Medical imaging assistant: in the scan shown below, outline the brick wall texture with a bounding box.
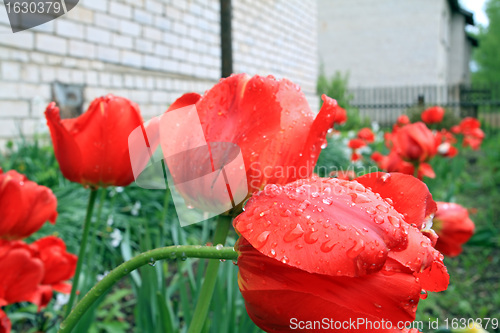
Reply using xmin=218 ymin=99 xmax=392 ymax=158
xmin=0 ymin=0 xmax=318 ymax=144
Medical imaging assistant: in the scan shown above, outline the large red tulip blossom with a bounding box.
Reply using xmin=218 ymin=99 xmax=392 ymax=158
xmin=234 ymin=173 xmax=448 ymax=332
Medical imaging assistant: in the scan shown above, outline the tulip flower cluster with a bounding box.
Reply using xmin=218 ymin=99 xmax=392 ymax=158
xmin=1 ymin=74 xmax=484 ymax=333
xmin=370 ymin=106 xmax=484 ymax=180
xmin=0 ymin=169 xmax=76 ymax=331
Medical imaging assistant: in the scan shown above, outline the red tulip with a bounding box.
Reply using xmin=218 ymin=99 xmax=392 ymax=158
xmin=421 ymin=106 xmax=445 ymax=124
xmin=392 ymin=122 xmax=437 ymax=163
xmin=0 ymin=309 xmax=10 ymax=333
xmin=433 ymin=202 xmax=475 ymax=257
xmin=161 ymin=74 xmax=338 ymax=199
xmin=348 ymin=138 xmax=367 ymax=150
xmin=0 ymin=170 xmax=57 ymax=240
xmin=451 ymin=117 xmax=484 ymax=150
xmin=458 ymin=117 xmax=481 ymax=133
xmin=30 ymin=236 xmax=77 ymax=294
xmin=45 ymin=95 xmax=144 ymax=187
xmin=357 ymin=127 xmax=375 ymax=143
xmin=462 ymin=127 xmax=485 ymax=150
xmin=396 ymin=115 xmax=410 ymax=126
xmin=0 ymin=240 xmax=44 ymax=307
xmin=234 ymin=173 xmax=448 ymax=332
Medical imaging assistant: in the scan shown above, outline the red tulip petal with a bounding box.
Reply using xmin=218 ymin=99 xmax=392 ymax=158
xmin=44 ymin=103 xmax=83 ymax=183
xmin=0 ymin=248 xmax=44 ymax=305
xmin=417 ymin=163 xmax=435 ymax=179
xmin=27 ymin=284 xmax=54 ymax=310
xmin=30 ymin=236 xmax=77 ymax=286
xmin=356 ymin=172 xmax=437 ymax=229
xmin=0 ymin=309 xmax=11 ymax=333
xmin=296 ymin=95 xmax=337 ymax=171
xmin=166 ymin=92 xmax=201 ymax=111
xmin=238 ymin=241 xmax=422 ymax=331
xmin=234 ymin=177 xmax=409 ymax=277
xmin=0 ymin=171 xmax=57 ymax=240
xmin=389 ymin=226 xmax=449 ymax=292
xmin=52 ymin=282 xmax=72 ymax=294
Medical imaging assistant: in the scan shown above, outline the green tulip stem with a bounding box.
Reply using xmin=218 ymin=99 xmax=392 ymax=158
xmin=187 ymin=215 xmax=233 ymax=333
xmin=58 ymin=245 xmax=238 ymax=333
xmin=65 ymin=188 xmax=99 ymax=317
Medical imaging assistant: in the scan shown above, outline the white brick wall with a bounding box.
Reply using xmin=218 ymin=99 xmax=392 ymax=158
xmin=0 ymin=0 xmax=318 ymax=142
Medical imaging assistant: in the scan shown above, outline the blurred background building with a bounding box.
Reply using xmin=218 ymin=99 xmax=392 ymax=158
xmin=318 ymin=0 xmax=477 ymax=87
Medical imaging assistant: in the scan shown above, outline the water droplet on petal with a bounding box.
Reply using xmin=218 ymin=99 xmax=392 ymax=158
xmin=347 ymin=240 xmax=365 ymax=259
xmin=320 ymin=239 xmax=338 ymax=253
xmin=280 ymin=209 xmax=292 ymax=217
xmin=255 ymin=231 xmax=271 ymax=249
xmin=376 ymin=204 xmax=389 ymax=213
xmin=381 ymin=173 xmax=391 ymax=182
xmin=373 ymin=215 xmax=385 ymax=224
xmin=388 ymin=216 xmax=401 ymax=227
xmin=284 ymin=224 xmax=304 ymax=242
xmin=366 ymin=207 xmax=376 ymax=215
xmin=336 ymin=224 xmax=347 ymax=231
xmin=304 ymin=228 xmax=319 ymax=244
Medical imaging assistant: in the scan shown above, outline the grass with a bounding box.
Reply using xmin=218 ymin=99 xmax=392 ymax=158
xmin=1 ymin=129 xmax=499 ymax=333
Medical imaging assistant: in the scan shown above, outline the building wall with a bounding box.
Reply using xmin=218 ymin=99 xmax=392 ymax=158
xmin=0 ymin=0 xmax=318 ymax=145
xmin=447 ymin=13 xmax=472 ymax=85
xmin=317 ymin=0 xmax=467 ymax=88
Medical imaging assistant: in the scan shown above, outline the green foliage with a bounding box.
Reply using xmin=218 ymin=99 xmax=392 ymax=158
xmin=316 ymin=70 xmax=371 ymax=130
xmin=472 ymin=0 xmax=500 ymax=84
xmin=317 ymin=70 xmax=353 ymax=109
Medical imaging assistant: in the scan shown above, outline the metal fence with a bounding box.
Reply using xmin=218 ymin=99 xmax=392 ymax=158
xmin=348 ymin=83 xmax=500 ymax=132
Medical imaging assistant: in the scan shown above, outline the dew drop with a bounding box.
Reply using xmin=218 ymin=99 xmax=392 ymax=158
xmin=322 ymin=198 xmax=332 ymax=205
xmin=280 ymin=209 xmax=292 ymax=217
xmin=347 ymin=240 xmax=365 ymax=259
xmin=420 ymin=290 xmax=428 ymax=299
xmin=353 ymin=193 xmax=371 ymax=203
xmin=284 ymin=224 xmax=304 ymax=242
xmin=376 ymin=204 xmax=389 ymax=213
xmin=215 ymin=244 xmax=224 ymax=250
xmin=388 ymin=216 xmax=401 ymax=227
xmin=336 ymin=223 xmax=347 ymax=231
xmin=373 ymin=215 xmax=385 ymax=224
xmin=255 ymin=231 xmax=271 ymax=249
xmin=320 ymin=239 xmax=338 ymax=253
xmin=381 ymin=173 xmax=391 ymax=182
xmin=304 ymin=228 xmax=319 ymax=244
xmin=366 ymin=207 xmax=376 ymax=215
